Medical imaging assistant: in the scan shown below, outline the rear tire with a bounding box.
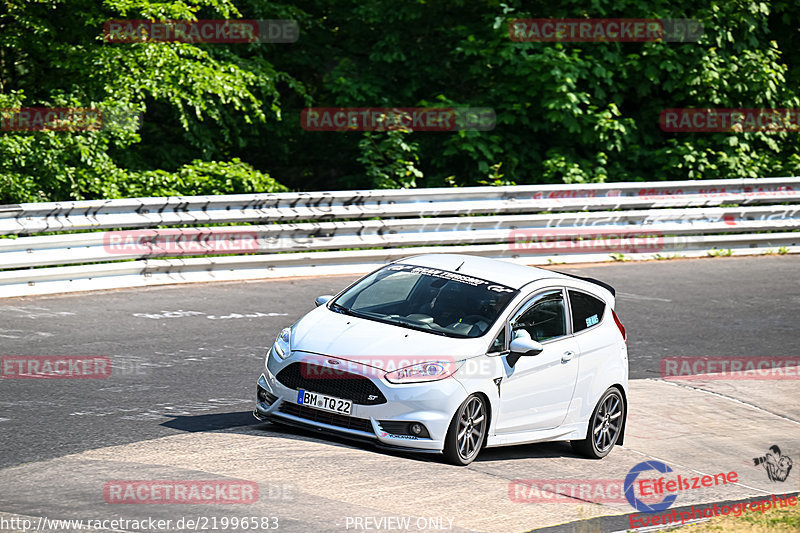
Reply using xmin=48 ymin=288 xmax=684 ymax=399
xmin=571 ymin=387 xmax=624 ymax=459
xmin=443 ymin=394 xmax=488 ymax=466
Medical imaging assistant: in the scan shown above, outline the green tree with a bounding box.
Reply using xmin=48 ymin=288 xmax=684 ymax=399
xmin=0 ymin=0 xmax=289 ymax=203
xmin=264 ymin=0 xmax=800 ymax=187
xmin=2 ymin=0 xmax=799 ymax=203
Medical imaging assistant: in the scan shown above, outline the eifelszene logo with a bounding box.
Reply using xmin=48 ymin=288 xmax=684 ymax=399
xmin=625 ymin=460 xmax=739 ymax=514
xmin=625 ymin=461 xmax=678 ymax=512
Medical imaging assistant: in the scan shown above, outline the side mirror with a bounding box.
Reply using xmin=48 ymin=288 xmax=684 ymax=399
xmin=509 ymin=330 xmax=544 ymax=356
xmin=315 ymin=295 xmax=333 ymax=307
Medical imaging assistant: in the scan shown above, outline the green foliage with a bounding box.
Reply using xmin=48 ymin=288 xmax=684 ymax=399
xmin=121 ymin=158 xmax=286 ymax=197
xmin=1 ymin=0 xmax=799 ymax=203
xmin=356 ymin=129 xmax=423 ymax=189
xmin=477 ymin=163 xmax=515 ymax=186
xmin=0 ymin=0 xmax=292 ymax=203
xmin=263 ymin=0 xmax=800 ymax=188
xmin=707 ymin=248 xmax=734 ymax=257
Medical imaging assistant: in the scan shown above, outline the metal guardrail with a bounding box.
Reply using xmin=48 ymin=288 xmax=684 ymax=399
xmin=1 ymin=177 xmax=799 ymax=298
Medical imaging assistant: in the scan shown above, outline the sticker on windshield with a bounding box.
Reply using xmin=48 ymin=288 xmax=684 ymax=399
xmin=488 ymin=285 xmax=515 ymax=293
xmin=586 ymin=314 xmax=599 ymax=327
xmin=385 ymin=264 xmax=515 ymax=292
xmin=410 ymin=266 xmax=486 ymax=287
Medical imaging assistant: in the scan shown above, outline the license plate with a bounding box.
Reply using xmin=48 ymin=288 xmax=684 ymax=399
xmin=297 ymin=389 xmax=352 ymax=415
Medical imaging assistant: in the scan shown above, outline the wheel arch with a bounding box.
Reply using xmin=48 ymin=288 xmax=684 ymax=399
xmin=472 ymin=390 xmax=493 ymax=449
xmin=610 ymin=383 xmax=628 ymax=446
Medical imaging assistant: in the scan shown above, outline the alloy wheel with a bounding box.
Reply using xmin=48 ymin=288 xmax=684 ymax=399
xmin=592 ymin=392 xmax=622 ymax=453
xmin=456 ymin=396 xmax=486 ymax=461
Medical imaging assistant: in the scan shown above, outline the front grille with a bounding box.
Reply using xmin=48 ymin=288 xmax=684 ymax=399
xmin=275 ymin=362 xmax=387 ymax=405
xmin=278 ymin=402 xmax=373 ymax=433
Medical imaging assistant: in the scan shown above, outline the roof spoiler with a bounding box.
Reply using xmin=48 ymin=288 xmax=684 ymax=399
xmin=552 ymin=271 xmax=616 ymax=296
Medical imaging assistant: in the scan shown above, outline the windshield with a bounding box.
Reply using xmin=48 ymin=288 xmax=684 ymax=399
xmin=331 ymin=263 xmax=519 ymax=338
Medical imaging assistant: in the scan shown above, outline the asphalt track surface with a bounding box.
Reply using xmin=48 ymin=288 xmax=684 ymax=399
xmin=0 ymin=255 xmax=798 ymax=532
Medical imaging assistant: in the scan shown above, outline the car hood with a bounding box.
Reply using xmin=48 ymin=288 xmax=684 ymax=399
xmin=291 ymin=305 xmax=487 ymax=361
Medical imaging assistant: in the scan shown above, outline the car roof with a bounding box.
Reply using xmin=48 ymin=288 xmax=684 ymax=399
xmin=396 ymin=253 xmax=571 ymax=290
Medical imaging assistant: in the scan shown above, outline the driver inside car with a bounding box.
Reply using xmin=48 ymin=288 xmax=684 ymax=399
xmin=429 ymin=283 xmax=492 ymax=335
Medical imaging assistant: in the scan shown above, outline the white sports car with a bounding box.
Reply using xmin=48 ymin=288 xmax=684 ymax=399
xmin=254 ymin=254 xmax=628 ymax=465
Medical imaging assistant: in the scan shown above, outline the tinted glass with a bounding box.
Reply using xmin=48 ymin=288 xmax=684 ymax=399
xmin=512 ymin=290 xmax=566 ymax=341
xmin=569 ymin=290 xmax=606 ymax=333
xmin=333 ymin=264 xmax=519 ymax=338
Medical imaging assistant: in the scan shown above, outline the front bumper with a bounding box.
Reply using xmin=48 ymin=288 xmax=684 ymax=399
xmin=254 ymin=350 xmax=469 ymax=453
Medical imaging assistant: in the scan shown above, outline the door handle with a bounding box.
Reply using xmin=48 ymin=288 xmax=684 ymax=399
xmin=562 ymin=351 xmax=574 ymax=363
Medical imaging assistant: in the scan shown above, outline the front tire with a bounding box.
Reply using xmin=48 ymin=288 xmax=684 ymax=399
xmin=443 ymin=394 xmax=488 ymax=466
xmin=571 ymin=387 xmax=625 ymax=459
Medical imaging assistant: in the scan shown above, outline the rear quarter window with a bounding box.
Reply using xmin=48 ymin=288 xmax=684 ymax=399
xmin=569 ymin=290 xmax=606 ymax=333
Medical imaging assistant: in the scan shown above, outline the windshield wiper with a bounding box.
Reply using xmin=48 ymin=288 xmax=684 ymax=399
xmin=330 ymin=304 xmax=376 ymax=323
xmin=378 ymin=316 xmax=449 ymax=337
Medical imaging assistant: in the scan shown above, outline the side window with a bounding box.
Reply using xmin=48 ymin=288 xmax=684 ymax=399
xmin=488 ymin=328 xmax=506 ymax=353
xmin=511 ymin=290 xmax=567 ymax=342
xmin=569 ymin=290 xmax=606 ymax=333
